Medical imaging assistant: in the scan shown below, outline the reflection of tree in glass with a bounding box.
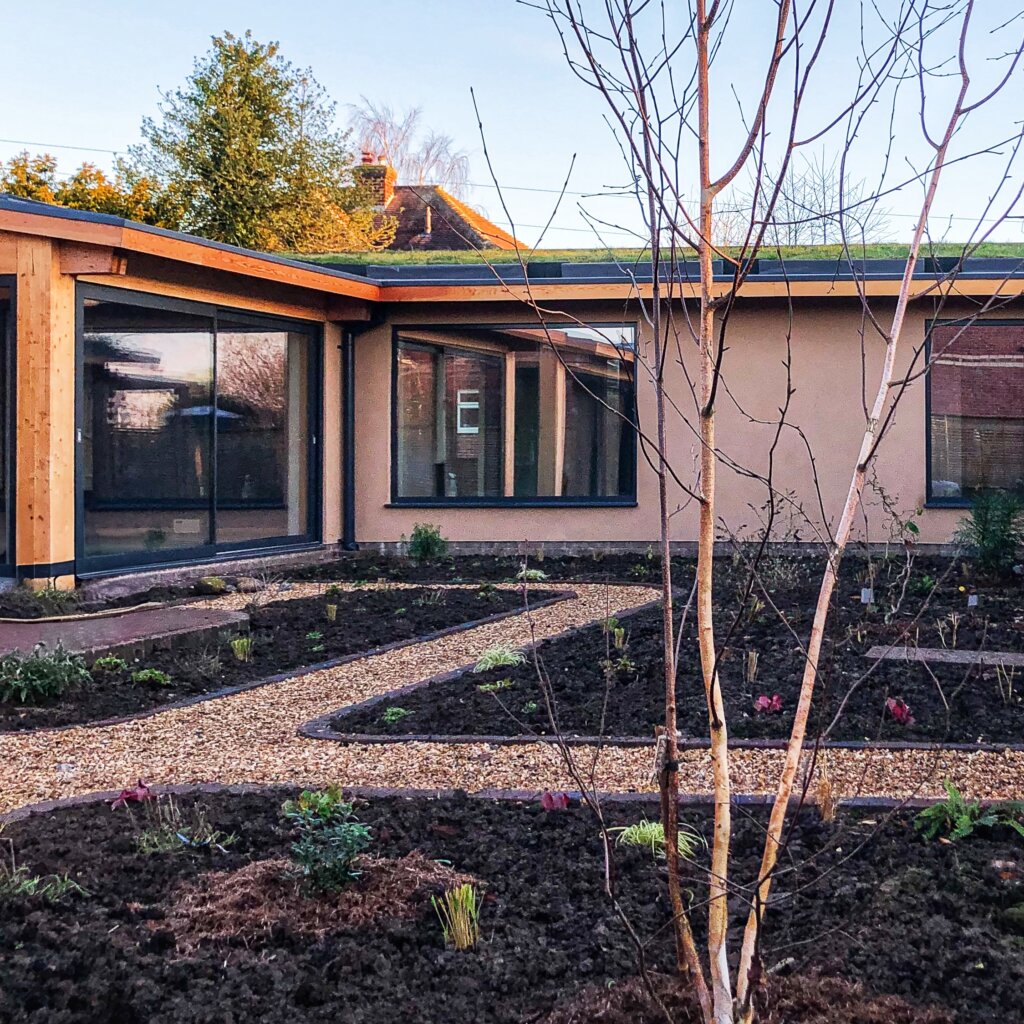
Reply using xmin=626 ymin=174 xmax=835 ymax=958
xmin=216 ymin=334 xmax=287 ymax=428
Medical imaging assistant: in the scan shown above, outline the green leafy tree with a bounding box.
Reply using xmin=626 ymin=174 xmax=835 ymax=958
xmin=0 ymin=152 xmax=172 ymax=225
xmin=129 ymin=31 xmax=393 ymax=252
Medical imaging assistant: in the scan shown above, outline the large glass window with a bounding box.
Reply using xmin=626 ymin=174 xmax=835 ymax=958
xmin=81 ymin=291 xmax=318 ymax=567
xmin=928 ymin=320 xmax=1024 ymax=502
xmin=394 ymin=325 xmax=636 ymax=503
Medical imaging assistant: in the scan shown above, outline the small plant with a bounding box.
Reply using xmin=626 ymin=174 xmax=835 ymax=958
xmin=600 ymin=616 xmax=620 ymax=634
xmin=516 ymin=566 xmax=550 ymax=582
xmin=954 ymin=492 xmax=1024 ymax=576
xmin=754 ymin=693 xmax=783 ymax=714
xmin=408 ymin=523 xmax=448 ymax=561
xmin=281 ymin=786 xmax=371 ymax=890
xmin=915 ymin=780 xmax=1024 ymax=841
xmin=0 ymin=858 xmax=87 ymax=903
xmin=610 ymin=818 xmax=705 ymax=861
xmin=935 ymin=611 xmax=961 ymax=649
xmin=306 ymin=630 xmax=326 ymax=654
xmin=133 ymin=796 xmax=237 ymax=855
xmin=477 ymin=678 xmax=514 ymax=694
xmin=541 ymin=791 xmax=571 ymax=812
xmin=380 ymin=706 xmax=412 ymax=724
xmin=911 ymin=573 xmax=938 ymax=596
xmin=432 ymin=883 xmax=481 ymax=950
xmin=229 ymin=635 xmax=254 ymax=663
xmin=324 ymin=584 xmax=344 ymax=602
xmin=522 ymin=701 xmax=539 ymax=715
xmin=415 ymin=588 xmax=446 ymax=607
xmin=0 ymin=643 xmax=91 ymax=705
xmin=91 ymin=654 xmax=128 ymax=676
xmin=474 ymin=645 xmax=526 ymax=672
xmin=995 ymin=663 xmax=1018 ymax=706
xmin=476 ymin=582 xmax=501 ymax=602
xmin=196 ymin=575 xmax=229 ymax=595
xmin=885 ymin=696 xmax=915 ymax=726
xmin=131 ymin=668 xmax=172 ymax=687
xmin=110 ymin=779 xmax=153 ymax=809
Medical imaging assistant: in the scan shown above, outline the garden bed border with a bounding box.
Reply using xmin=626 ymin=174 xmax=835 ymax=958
xmin=0 ymin=779 xmax=954 ymax=827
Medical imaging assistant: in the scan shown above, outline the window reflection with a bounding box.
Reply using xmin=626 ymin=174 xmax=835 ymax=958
xmin=395 ymin=325 xmax=636 ymax=501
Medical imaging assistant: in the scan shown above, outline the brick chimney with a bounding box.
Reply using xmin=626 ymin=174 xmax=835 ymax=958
xmin=352 ymin=151 xmax=397 ymax=209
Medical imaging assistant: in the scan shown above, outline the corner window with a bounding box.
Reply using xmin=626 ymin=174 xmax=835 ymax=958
xmin=393 ymin=325 xmax=636 ymax=504
xmin=79 ymin=288 xmax=320 ymax=570
xmin=928 ymin=320 xmax=1024 ymax=502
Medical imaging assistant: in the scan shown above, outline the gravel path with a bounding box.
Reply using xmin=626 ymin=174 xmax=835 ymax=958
xmin=2 ymin=583 xmax=1022 ymax=814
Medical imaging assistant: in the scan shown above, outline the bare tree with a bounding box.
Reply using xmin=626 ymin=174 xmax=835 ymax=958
xmin=470 ymin=3 xmax=1024 ymax=1022
xmin=349 ymin=97 xmax=471 ymax=196
xmin=744 ymin=150 xmax=892 ymax=246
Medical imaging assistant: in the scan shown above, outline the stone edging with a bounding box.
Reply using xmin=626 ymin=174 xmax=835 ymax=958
xmin=0 ymin=779 xmax=950 ymax=827
xmin=5 ymin=589 xmax=576 ymax=738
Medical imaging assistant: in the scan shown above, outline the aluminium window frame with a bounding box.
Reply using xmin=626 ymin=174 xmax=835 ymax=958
xmin=0 ymin=276 xmax=14 ymax=578
xmin=389 ymin=322 xmax=639 ymax=509
xmin=75 ymin=283 xmax=324 ymax=576
xmin=924 ymin=316 xmax=1024 ymax=509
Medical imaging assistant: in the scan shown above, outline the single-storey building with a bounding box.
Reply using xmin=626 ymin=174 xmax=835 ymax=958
xmin=0 ymin=194 xmax=1021 ymax=588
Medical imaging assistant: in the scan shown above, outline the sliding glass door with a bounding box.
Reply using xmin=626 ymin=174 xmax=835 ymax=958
xmin=78 ymin=287 xmax=320 ymax=573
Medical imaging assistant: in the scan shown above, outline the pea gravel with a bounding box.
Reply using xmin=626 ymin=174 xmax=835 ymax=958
xmin=1 ymin=583 xmax=1021 ymax=815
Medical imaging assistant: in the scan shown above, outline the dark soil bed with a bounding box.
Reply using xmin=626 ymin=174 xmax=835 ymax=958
xmin=0 ymin=586 xmax=555 ymax=734
xmin=335 ymin=560 xmax=1024 ymax=745
xmin=1 ymin=789 xmax=1021 ymax=1023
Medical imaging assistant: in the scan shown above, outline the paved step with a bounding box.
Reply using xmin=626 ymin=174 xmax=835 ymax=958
xmin=0 ymin=605 xmax=248 ymax=660
xmin=867 ymin=645 xmax=1024 ymax=667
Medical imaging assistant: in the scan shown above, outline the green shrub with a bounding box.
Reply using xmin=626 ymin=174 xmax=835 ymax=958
xmin=915 ymin=780 xmax=1024 ymax=841
xmin=954 ymin=492 xmax=1024 ymax=576
xmin=281 ymin=786 xmax=371 ymax=890
xmin=380 ymin=706 xmax=412 ymax=724
xmin=91 ymin=654 xmax=129 ymax=676
xmin=131 ymin=668 xmax=172 ymax=687
xmin=229 ymin=636 xmax=254 ymax=662
xmin=408 ymin=523 xmax=448 ymax=561
xmin=0 ymin=643 xmax=90 ymax=705
xmin=324 ymin=583 xmax=344 ymax=602
xmin=516 ymin=566 xmax=549 ymax=582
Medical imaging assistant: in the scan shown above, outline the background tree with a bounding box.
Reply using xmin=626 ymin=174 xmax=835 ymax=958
xmin=0 ymin=151 xmax=172 ymax=225
xmin=349 ymin=97 xmax=471 ymax=196
xmin=129 ymin=31 xmax=391 ymax=251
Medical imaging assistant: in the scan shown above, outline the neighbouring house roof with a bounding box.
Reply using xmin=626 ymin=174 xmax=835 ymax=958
xmin=385 ymin=184 xmax=524 ymax=251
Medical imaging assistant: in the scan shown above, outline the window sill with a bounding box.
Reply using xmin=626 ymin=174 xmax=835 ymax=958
xmin=923 ymin=499 xmax=972 ymax=510
xmin=386 ymin=499 xmax=638 ymax=510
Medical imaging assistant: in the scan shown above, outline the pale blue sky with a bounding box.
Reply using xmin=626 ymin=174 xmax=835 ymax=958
xmin=1 ymin=1 xmax=1020 ymax=248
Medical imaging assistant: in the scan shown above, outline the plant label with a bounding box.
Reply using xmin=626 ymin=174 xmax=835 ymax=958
xmin=861 ymin=587 xmax=874 ymax=604
xmin=967 ymin=594 xmax=979 ymax=608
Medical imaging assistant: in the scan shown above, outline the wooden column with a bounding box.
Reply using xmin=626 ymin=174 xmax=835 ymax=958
xmin=536 ymin=348 xmax=566 ymax=496
xmin=15 ymin=236 xmax=77 ymax=589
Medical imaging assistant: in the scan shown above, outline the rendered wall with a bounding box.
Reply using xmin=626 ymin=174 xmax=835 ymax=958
xmin=351 ymin=298 xmax=1014 ymax=549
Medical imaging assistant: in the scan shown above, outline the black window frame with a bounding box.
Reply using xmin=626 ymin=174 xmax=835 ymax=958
xmin=76 ymin=283 xmax=323 ymax=575
xmin=924 ymin=316 xmax=1024 ymax=509
xmin=389 ymin=322 xmax=639 ymax=508
xmin=0 ymin=276 xmax=15 ymax=578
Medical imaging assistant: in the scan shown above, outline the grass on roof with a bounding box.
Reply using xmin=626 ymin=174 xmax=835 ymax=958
xmin=296 ymin=242 xmax=1024 ymax=267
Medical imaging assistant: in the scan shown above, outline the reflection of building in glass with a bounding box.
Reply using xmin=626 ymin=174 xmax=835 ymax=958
xmin=395 ymin=325 xmax=636 ymax=502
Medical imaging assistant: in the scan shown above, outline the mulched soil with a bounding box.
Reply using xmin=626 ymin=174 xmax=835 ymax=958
xmin=334 ymin=557 xmax=1024 ymax=745
xmin=0 ymin=586 xmax=552 ymax=734
xmin=1 ymin=789 xmax=1021 ymax=1023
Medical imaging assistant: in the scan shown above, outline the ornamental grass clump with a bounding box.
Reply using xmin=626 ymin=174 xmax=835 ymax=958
xmin=954 ymin=492 xmax=1024 ymax=577
xmin=473 ymin=645 xmax=526 ymax=672
xmin=229 ymin=635 xmax=254 ymax=663
xmin=281 ymin=786 xmax=371 ymax=891
xmin=610 ymin=818 xmax=705 ymax=861
xmin=0 ymin=643 xmax=90 ymax=705
xmin=432 ymin=883 xmax=481 ymax=950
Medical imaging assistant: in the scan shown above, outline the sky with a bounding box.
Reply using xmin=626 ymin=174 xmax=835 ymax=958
xmin=1 ymin=1 xmax=1021 ymax=249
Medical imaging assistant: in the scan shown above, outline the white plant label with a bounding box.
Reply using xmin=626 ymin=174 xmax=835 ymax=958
xmin=967 ymin=594 xmax=979 ymax=608
xmin=861 ymin=587 xmax=874 ymax=604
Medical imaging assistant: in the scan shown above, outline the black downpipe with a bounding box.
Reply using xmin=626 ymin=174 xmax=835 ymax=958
xmin=341 ymin=329 xmax=358 ymax=550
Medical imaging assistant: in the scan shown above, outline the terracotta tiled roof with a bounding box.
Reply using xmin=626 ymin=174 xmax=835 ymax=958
xmin=384 ymin=184 xmax=524 ymax=251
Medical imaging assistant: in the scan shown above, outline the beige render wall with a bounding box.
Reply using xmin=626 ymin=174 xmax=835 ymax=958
xmin=350 ymin=297 xmax=1000 ymax=549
